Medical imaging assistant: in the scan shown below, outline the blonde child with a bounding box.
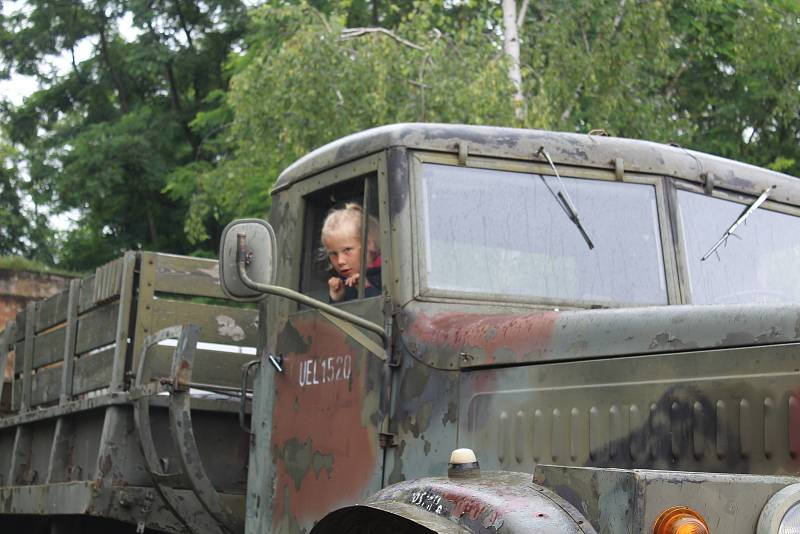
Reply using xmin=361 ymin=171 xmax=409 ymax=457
xmin=320 ymin=203 xmax=381 ymax=302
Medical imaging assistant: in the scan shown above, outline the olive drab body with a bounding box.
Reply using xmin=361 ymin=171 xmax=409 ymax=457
xmin=3 ymin=124 xmax=800 ymax=534
xmin=249 ymin=124 xmax=800 ymax=533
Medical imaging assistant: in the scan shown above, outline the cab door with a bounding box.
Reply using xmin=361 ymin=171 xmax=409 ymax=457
xmin=269 ymin=155 xmax=392 ymax=532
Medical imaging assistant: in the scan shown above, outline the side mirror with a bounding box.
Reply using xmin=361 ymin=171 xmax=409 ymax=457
xmin=219 ymin=219 xmax=277 ymax=301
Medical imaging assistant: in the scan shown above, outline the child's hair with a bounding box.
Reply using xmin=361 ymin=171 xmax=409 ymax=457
xmin=319 ymin=202 xmax=380 ymax=262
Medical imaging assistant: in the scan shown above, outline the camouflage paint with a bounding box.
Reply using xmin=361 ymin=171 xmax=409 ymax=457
xmin=270 ymin=307 xmax=386 ymax=532
xmin=262 ymin=125 xmax=800 ymax=532
xmin=361 ymin=471 xmax=593 ymax=533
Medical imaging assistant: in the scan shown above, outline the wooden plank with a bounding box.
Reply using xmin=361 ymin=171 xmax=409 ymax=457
xmin=12 ymin=381 xmax=20 ymax=410
xmin=91 ymin=256 xmax=124 ymax=305
xmin=77 ymin=273 xmax=97 ymax=314
xmin=20 ymin=304 xmax=35 ymax=411
xmin=109 ymin=252 xmax=136 ymax=392
xmin=61 ymin=279 xmax=81 ymax=403
xmin=11 ymin=341 xmax=21 ymax=411
xmin=30 ymin=364 xmax=62 ymax=407
xmin=150 ymin=345 xmax=254 ymax=389
xmin=14 ymin=341 xmax=24 ymax=376
xmin=0 ymin=325 xmax=12 ymax=412
xmin=15 ymin=310 xmax=25 ymax=341
xmin=72 ymin=348 xmax=114 ymax=396
xmin=34 ymin=291 xmax=69 ymax=333
xmin=151 ymin=252 xmax=225 ymax=299
xmin=75 ymin=301 xmax=120 ymax=355
xmin=150 ymin=299 xmax=259 ymax=347
xmin=131 ymin=253 xmax=156 ymax=385
xmin=33 ymin=327 xmax=66 ymax=369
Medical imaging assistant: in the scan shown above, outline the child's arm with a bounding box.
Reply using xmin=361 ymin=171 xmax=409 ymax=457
xmin=328 ymin=276 xmax=346 ymax=302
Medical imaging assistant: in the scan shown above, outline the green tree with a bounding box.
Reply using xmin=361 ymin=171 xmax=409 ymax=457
xmin=3 ymin=0 xmax=799 ymax=269
xmin=665 ymin=0 xmax=800 ymax=175
xmin=1 ymin=0 xmax=248 ymax=270
xmin=0 ymin=137 xmax=29 ymax=256
xmin=168 ymin=3 xmax=520 ymax=245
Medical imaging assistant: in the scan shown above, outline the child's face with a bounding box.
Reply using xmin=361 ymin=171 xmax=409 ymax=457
xmin=324 ymin=224 xmax=362 ymax=278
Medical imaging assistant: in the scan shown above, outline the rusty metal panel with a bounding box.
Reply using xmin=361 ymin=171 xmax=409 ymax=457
xmin=312 ymin=502 xmax=469 ymax=533
xmin=358 ymin=471 xmax=594 ymax=533
xmin=400 ymin=300 xmax=800 ymax=370
xmin=270 ymin=300 xmax=387 ymax=532
xmin=460 ymin=342 xmax=800 ymax=477
xmin=382 ymin=354 xmax=459 ymax=487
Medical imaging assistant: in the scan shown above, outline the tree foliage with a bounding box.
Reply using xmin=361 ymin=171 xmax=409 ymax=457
xmin=2 ymin=0 xmax=799 ymax=269
xmin=167 ymin=2 xmax=520 ymax=245
xmin=1 ymin=0 xmax=248 ymax=269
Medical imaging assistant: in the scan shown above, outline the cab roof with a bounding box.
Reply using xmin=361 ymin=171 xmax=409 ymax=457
xmin=273 ymin=123 xmax=800 ymax=204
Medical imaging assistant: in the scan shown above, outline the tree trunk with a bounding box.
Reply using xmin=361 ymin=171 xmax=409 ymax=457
xmin=502 ymin=0 xmax=525 ymax=121
xmin=97 ymin=16 xmax=129 ymax=112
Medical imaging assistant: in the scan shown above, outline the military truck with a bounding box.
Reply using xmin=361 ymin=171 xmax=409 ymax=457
xmin=3 ymin=124 xmax=800 ymax=533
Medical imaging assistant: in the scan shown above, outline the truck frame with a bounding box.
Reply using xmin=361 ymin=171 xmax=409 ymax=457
xmin=3 ymin=123 xmax=800 ymax=533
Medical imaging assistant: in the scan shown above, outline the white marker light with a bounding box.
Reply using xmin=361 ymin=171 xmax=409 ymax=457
xmin=449 ymin=448 xmax=477 ymax=465
xmin=448 ymin=448 xmax=480 ymax=478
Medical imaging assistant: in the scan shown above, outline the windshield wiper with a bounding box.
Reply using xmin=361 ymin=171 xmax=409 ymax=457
xmin=537 ymin=147 xmax=595 ymax=250
xmin=701 ymin=185 xmax=775 ymax=261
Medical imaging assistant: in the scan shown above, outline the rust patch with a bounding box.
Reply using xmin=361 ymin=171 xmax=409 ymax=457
xmin=271 ymin=313 xmax=380 ymax=531
xmin=405 ymin=311 xmax=558 ymax=365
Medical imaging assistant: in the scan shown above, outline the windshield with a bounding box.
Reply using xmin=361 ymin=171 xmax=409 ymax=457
xmin=677 ymin=189 xmax=800 ymax=304
xmin=419 ymin=163 xmax=667 ymax=305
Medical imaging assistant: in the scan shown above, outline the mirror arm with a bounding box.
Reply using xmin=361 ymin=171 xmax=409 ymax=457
xmin=235 ymin=234 xmax=387 ymax=343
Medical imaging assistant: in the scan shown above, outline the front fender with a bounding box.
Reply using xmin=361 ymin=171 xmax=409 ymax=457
xmin=312 ymin=471 xmax=596 ymax=533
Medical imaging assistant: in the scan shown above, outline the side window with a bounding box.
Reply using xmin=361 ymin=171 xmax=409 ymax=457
xmin=300 ymin=174 xmax=381 ymax=303
xmin=676 ymin=189 xmax=800 ymax=304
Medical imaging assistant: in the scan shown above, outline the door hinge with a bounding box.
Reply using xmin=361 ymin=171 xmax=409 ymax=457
xmin=379 ymin=432 xmax=397 ymax=449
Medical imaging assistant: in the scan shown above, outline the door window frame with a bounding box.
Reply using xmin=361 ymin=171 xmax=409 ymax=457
xmin=291 ymin=152 xmax=392 ymax=311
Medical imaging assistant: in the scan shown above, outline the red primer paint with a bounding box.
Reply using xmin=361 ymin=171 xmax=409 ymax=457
xmin=271 ymin=313 xmax=379 ymax=530
xmin=407 ymin=311 xmax=558 ymax=364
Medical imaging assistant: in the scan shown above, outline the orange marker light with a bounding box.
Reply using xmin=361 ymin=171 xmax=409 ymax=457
xmin=653 ymin=507 xmax=710 ymax=534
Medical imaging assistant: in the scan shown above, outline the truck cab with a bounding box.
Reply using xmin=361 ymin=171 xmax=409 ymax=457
xmin=222 ymin=124 xmax=800 ymax=533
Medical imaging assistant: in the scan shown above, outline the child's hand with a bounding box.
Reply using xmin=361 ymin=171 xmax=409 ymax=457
xmin=344 ymin=272 xmax=372 ymax=288
xmin=328 ymin=277 xmax=345 ymax=302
